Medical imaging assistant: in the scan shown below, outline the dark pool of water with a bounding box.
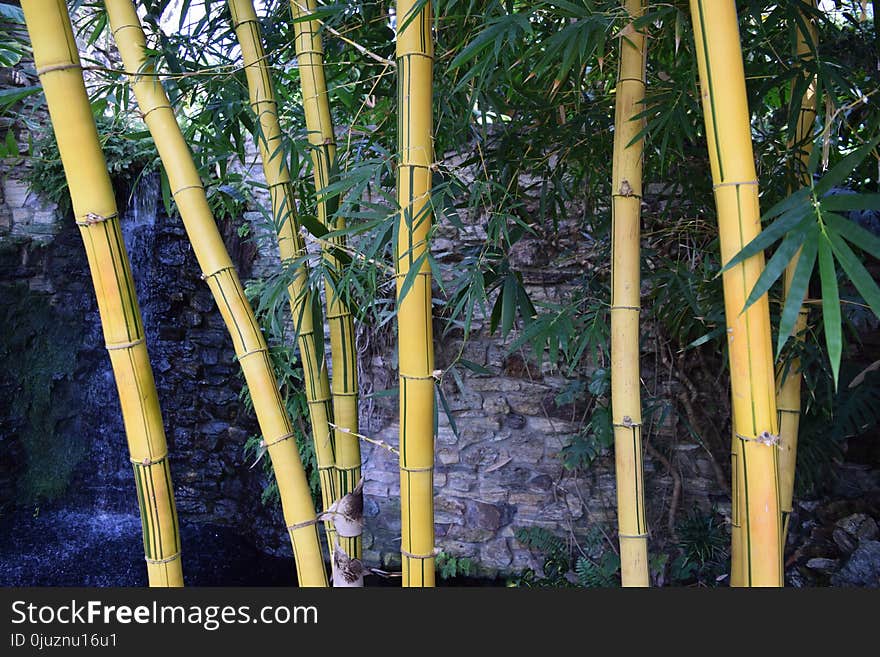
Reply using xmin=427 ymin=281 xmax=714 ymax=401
xmin=0 ymin=505 xmax=299 ymax=586
xmin=0 ymin=505 xmax=505 ymax=587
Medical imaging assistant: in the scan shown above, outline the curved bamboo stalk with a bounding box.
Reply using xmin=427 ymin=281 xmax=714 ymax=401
xmin=778 ymin=0 xmax=818 ymax=544
xmin=21 ymin=0 xmax=182 ymax=587
xmin=689 ymin=0 xmax=783 ymax=586
xmin=289 ymin=0 xmax=362 ymax=563
xmin=228 ymin=0 xmax=339 ymax=558
xmin=610 ymin=0 xmax=650 ymax=587
xmin=104 ymin=0 xmax=327 ymax=587
xmin=395 ymin=0 xmax=436 ymax=588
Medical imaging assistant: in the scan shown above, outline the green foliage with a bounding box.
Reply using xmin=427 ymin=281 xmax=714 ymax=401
xmin=795 ymin=359 xmax=880 ymax=497
xmin=0 ymin=284 xmax=82 ymax=504
xmin=559 ymin=369 xmax=613 ymax=470
xmin=669 ymin=505 xmax=729 ymax=587
xmin=725 ymin=138 xmax=880 ymax=386
xmin=0 ymin=3 xmax=29 ymax=68
xmin=24 ymin=116 xmax=158 ymax=216
xmin=435 ymin=551 xmax=474 ymax=580
xmin=509 ymin=525 xmax=620 ymax=587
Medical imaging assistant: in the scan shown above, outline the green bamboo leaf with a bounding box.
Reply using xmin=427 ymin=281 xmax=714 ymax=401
xmin=489 ymin=282 xmax=504 ymax=334
xmin=814 ymin=136 xmax=880 ymax=196
xmin=825 ymin=213 xmax=880 ymax=261
xmin=0 ymin=4 xmax=24 ymax=21
xmin=459 ymin=359 xmax=491 ymax=375
xmin=818 ymin=234 xmax=841 ymax=388
xmin=436 ymin=385 xmax=460 ymax=440
xmin=397 ymin=252 xmax=428 ymax=310
xmin=501 ymin=274 xmax=517 ymax=337
xmin=827 ymin=228 xmax=880 ymax=320
xmin=0 ymin=46 xmax=23 ymax=67
xmin=740 ymin=228 xmax=807 ymax=314
xmin=516 ymin=275 xmax=537 ymax=325
xmin=821 ymin=193 xmax=880 ymax=212
xmin=720 ymin=209 xmax=811 ymax=273
xmin=685 ymin=325 xmax=726 ymax=351
xmin=0 ymin=85 xmax=40 ymax=111
xmin=160 ymin=170 xmax=173 ymax=217
xmin=777 ymin=226 xmax=818 ymax=358
xmin=761 ymin=186 xmax=811 ymax=223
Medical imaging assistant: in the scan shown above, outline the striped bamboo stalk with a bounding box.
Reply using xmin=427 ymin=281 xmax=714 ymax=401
xmin=396 ymin=0 xmax=436 ymax=588
xmin=289 ymin=0 xmax=362 ymax=562
xmin=610 ymin=0 xmax=650 ymax=587
xmin=21 ymin=0 xmax=183 ymax=587
xmin=227 ymin=0 xmax=340 ymax=559
xmin=778 ymin=0 xmax=818 ymax=543
xmin=104 ymin=0 xmax=327 ymax=587
xmin=689 ymin=0 xmax=783 ymax=586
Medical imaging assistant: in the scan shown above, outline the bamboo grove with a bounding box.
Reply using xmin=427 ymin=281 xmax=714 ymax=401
xmin=12 ymin=0 xmax=879 ymax=588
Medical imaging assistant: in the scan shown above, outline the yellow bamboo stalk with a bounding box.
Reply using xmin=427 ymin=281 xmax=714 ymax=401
xmin=228 ymin=0 xmax=339 ymax=555
xmin=396 ymin=0 xmax=435 ymax=588
xmin=104 ymin=0 xmax=327 ymax=586
xmin=610 ymin=0 xmax=649 ymax=588
xmin=289 ymin=0 xmax=362 ymax=562
xmin=21 ymin=0 xmax=183 ymax=587
xmin=778 ymin=0 xmax=818 ymax=543
xmin=689 ymin=0 xmax=783 ymax=586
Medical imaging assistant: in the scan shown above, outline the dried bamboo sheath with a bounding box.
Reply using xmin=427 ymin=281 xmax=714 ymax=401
xmin=228 ymin=0 xmax=339 ymax=552
xmin=289 ymin=0 xmax=362 ymax=562
xmin=104 ymin=0 xmax=327 ymax=586
xmin=610 ymin=0 xmax=649 ymax=587
xmin=690 ymin=0 xmax=782 ymax=586
xmin=21 ymin=0 xmax=182 ymax=586
xmin=396 ymin=0 xmax=436 ymax=587
xmin=778 ymin=0 xmax=818 ymax=542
